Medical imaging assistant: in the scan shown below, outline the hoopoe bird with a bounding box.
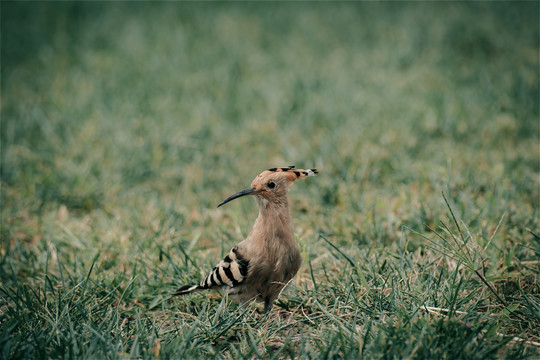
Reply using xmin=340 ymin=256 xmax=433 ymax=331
xmin=173 ymin=166 xmax=318 ymax=313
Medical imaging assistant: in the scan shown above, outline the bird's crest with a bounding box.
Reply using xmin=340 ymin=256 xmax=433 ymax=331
xmin=258 ymin=165 xmax=318 ymax=185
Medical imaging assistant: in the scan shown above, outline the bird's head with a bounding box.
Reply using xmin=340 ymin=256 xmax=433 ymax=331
xmin=217 ymin=166 xmax=318 ymax=208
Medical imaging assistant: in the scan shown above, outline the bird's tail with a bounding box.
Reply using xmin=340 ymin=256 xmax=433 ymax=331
xmin=172 ymin=284 xmax=204 ymax=296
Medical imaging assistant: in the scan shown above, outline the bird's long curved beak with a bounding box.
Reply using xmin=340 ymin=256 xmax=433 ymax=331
xmin=217 ymin=187 xmax=258 ymax=208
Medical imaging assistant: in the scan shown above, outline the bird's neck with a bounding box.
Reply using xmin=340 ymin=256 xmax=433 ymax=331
xmin=256 ymin=193 xmax=291 ymax=218
xmin=252 ymin=195 xmax=294 ymax=245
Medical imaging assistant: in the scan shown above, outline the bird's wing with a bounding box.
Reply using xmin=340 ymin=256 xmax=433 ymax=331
xmin=201 ymin=246 xmax=250 ymax=288
xmin=173 ymin=246 xmax=250 ymax=296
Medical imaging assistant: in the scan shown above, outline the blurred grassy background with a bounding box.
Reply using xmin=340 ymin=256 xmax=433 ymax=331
xmin=1 ymin=1 xmax=539 ymax=358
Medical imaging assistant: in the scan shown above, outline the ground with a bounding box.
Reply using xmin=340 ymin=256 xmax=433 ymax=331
xmin=1 ymin=2 xmax=539 ymax=359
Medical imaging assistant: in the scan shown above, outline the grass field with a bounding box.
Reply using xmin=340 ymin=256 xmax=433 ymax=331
xmin=1 ymin=2 xmax=539 ymax=359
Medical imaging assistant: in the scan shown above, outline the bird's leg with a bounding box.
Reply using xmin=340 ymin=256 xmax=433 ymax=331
xmin=263 ymin=296 xmax=273 ymax=313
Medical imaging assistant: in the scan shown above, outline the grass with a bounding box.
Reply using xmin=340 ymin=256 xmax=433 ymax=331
xmin=1 ymin=1 xmax=539 ymax=359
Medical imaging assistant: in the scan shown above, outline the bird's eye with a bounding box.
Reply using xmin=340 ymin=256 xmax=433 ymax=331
xmin=267 ymin=182 xmax=276 ymax=189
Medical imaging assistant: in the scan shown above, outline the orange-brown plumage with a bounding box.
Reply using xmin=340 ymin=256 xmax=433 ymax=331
xmin=173 ymin=166 xmax=318 ymax=313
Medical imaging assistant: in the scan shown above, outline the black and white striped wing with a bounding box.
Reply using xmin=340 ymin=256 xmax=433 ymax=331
xmin=173 ymin=247 xmax=250 ymax=296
